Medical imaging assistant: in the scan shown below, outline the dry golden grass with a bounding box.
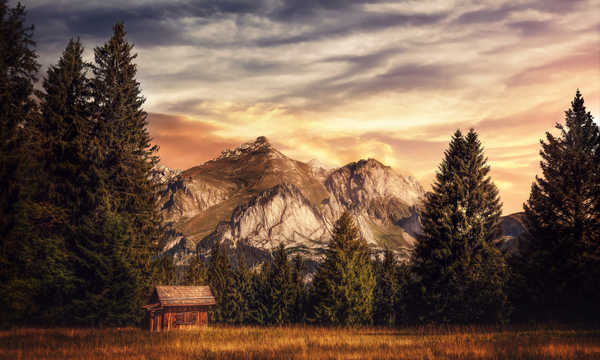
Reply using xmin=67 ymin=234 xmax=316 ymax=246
xmin=1 ymin=325 xmax=598 ymax=360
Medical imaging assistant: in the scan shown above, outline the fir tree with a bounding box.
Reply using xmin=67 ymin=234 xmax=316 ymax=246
xmin=37 ymin=38 xmax=92 ymax=214
xmin=394 ymin=260 xmax=411 ymax=325
xmin=155 ymin=254 xmax=178 ymax=285
xmin=311 ymin=212 xmax=375 ymax=326
xmin=232 ymin=255 xmax=254 ymax=324
xmin=86 ymin=22 xmax=161 ymax=324
xmin=207 ymin=240 xmax=238 ymax=323
xmin=290 ymin=254 xmax=307 ymax=323
xmin=0 ymin=0 xmax=44 ymax=326
xmin=27 ymin=38 xmax=94 ymax=324
xmin=265 ymin=244 xmax=294 ymax=325
xmin=411 ymin=129 xmax=509 ymax=324
xmin=250 ymin=261 xmax=271 ymax=325
xmin=183 ymin=252 xmax=207 ymax=286
xmin=373 ymin=249 xmax=399 ymax=326
xmin=518 ymin=90 xmax=600 ymax=322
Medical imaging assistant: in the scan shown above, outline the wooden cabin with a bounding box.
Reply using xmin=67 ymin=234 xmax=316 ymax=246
xmin=143 ymin=285 xmax=216 ymax=331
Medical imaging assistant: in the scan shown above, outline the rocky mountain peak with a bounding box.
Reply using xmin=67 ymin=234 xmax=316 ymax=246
xmin=159 ymin=138 xmax=429 ymax=265
xmin=153 ymin=165 xmax=182 ymax=185
xmin=212 ymin=136 xmax=282 ymax=162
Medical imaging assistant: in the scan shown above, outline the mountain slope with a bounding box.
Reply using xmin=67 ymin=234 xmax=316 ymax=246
xmin=159 ymin=137 xmax=425 ymax=264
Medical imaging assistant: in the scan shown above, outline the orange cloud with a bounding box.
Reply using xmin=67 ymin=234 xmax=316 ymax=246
xmin=148 ymin=113 xmax=242 ymax=169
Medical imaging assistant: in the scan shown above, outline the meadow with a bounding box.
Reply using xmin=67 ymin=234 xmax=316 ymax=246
xmin=1 ymin=325 xmax=599 ymax=360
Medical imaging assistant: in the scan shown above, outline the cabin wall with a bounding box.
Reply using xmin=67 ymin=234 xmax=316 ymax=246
xmin=147 ymin=306 xmax=210 ymax=331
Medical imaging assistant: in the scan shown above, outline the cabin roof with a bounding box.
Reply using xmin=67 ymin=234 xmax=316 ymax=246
xmin=154 ymin=285 xmax=216 ymax=306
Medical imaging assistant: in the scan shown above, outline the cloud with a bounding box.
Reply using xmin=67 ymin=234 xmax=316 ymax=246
xmin=22 ymin=0 xmax=600 ymax=215
xmin=147 ymin=113 xmax=242 ymax=169
xmin=506 ymin=48 xmax=600 ymax=88
xmin=255 ymin=11 xmax=448 ymax=47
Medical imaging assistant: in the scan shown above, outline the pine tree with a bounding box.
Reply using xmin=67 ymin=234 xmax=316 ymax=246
xmin=26 ymin=38 xmax=95 ymax=324
xmin=311 ymin=212 xmax=375 ymax=326
xmin=265 ymin=244 xmax=294 ymax=325
xmin=155 ymin=254 xmax=178 ymax=285
xmin=519 ymin=90 xmax=600 ymax=322
xmin=373 ymin=249 xmax=399 ymax=326
xmin=233 ymin=255 xmax=254 ymax=324
xmin=394 ymin=260 xmax=411 ymax=325
xmin=38 ymin=38 xmax=92 ymax=213
xmin=183 ymin=252 xmax=207 ymax=286
xmin=290 ymin=254 xmax=307 ymax=323
xmin=207 ymin=240 xmax=238 ymax=323
xmin=250 ymin=261 xmax=271 ymax=325
xmin=0 ymin=0 xmax=44 ymax=326
xmin=411 ymin=129 xmax=509 ymax=324
xmin=79 ymin=22 xmax=162 ymax=325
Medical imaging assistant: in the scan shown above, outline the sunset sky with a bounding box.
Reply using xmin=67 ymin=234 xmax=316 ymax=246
xmin=21 ymin=0 xmax=600 ymax=214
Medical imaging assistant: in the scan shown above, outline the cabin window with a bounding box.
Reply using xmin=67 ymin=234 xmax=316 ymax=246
xmin=186 ymin=312 xmax=197 ymax=324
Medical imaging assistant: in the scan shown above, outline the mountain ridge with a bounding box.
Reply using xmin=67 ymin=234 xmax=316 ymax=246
xmin=157 ymin=136 xmax=524 ymax=266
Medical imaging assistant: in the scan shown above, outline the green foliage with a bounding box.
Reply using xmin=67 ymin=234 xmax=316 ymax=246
xmin=0 ymin=0 xmax=47 ymax=327
xmin=232 ymin=255 xmax=254 ymax=324
xmin=311 ymin=212 xmax=375 ymax=326
xmin=183 ymin=252 xmax=207 ymax=286
xmin=411 ymin=129 xmax=509 ymax=324
xmin=155 ymin=254 xmax=178 ymax=286
xmin=516 ymin=90 xmax=600 ymax=322
xmin=71 ymin=22 xmax=162 ymax=325
xmin=208 ymin=240 xmax=239 ymax=323
xmin=71 ymin=211 xmax=143 ymax=326
xmin=290 ymin=254 xmax=307 ymax=323
xmin=0 ymin=17 xmax=162 ymax=326
xmin=264 ymin=244 xmax=295 ymax=325
xmin=373 ymin=249 xmax=399 ymax=326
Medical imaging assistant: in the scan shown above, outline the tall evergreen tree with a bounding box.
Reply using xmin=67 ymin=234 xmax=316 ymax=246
xmin=373 ymin=249 xmax=399 ymax=326
xmin=38 ymin=38 xmax=92 ymax=212
xmin=232 ymin=255 xmax=254 ymax=324
xmin=27 ymin=38 xmax=93 ymax=324
xmin=207 ymin=240 xmax=238 ymax=323
xmin=68 ymin=22 xmax=161 ymax=325
xmin=183 ymin=252 xmax=207 ymax=286
xmin=518 ymin=90 xmax=600 ymax=322
xmin=394 ymin=260 xmax=411 ymax=325
xmin=311 ymin=212 xmax=375 ymax=326
xmin=155 ymin=253 xmax=178 ymax=285
xmin=0 ymin=0 xmax=44 ymax=326
xmin=290 ymin=254 xmax=307 ymax=323
xmin=91 ymin=20 xmax=162 ymax=264
xmin=250 ymin=260 xmax=271 ymax=325
xmin=411 ymin=129 xmax=509 ymax=324
xmin=264 ymin=244 xmax=294 ymax=325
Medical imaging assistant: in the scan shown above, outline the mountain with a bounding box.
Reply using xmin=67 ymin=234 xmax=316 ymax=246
xmin=158 ymin=136 xmax=425 ymax=265
xmin=158 ymin=136 xmax=526 ymax=266
xmin=498 ymin=212 xmax=526 ymax=254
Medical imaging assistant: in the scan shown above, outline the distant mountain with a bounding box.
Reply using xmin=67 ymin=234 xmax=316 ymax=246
xmin=158 ymin=136 xmax=425 ymax=265
xmin=498 ymin=212 xmax=526 ymax=254
xmin=157 ymin=136 xmax=526 ymax=266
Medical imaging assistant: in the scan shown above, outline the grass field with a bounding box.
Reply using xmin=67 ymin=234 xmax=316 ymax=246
xmin=1 ymin=325 xmax=599 ymax=360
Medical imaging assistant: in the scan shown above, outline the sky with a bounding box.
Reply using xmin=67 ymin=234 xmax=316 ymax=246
xmin=19 ymin=0 xmax=600 ymax=214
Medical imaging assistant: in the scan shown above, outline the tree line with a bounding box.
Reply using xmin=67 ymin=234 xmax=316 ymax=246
xmin=1 ymin=1 xmax=599 ymax=327
xmin=193 ymin=96 xmax=598 ymax=325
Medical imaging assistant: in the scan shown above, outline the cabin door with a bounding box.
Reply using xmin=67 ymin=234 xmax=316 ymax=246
xmin=198 ymin=311 xmax=208 ymax=325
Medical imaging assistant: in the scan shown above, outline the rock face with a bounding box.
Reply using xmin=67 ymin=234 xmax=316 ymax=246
xmin=498 ymin=212 xmax=526 ymax=254
xmin=159 ymin=137 xmax=425 ymax=265
xmin=158 ymin=136 xmax=526 ymax=265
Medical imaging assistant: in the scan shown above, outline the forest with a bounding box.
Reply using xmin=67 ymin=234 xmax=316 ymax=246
xmin=1 ymin=0 xmax=599 ymax=331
